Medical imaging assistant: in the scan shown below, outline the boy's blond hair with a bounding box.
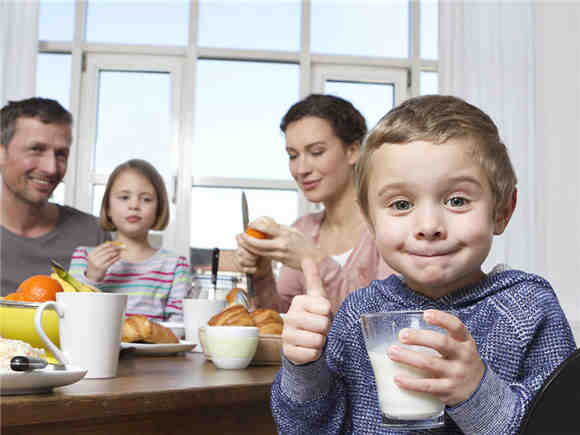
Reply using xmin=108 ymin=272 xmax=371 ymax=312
xmin=100 ymin=159 xmax=170 ymax=231
xmin=356 ymin=95 xmax=517 ymax=222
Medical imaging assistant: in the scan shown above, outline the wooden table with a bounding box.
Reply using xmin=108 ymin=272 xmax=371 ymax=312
xmin=1 ymin=352 xmax=281 ymax=434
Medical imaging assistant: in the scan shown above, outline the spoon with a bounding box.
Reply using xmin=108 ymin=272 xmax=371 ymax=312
xmin=10 ymin=356 xmax=66 ymax=371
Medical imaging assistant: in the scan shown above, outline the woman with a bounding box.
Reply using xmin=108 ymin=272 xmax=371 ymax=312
xmin=234 ymin=94 xmax=394 ymax=314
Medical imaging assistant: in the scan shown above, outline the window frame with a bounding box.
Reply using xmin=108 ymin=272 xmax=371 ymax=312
xmin=38 ymin=0 xmax=438 ymax=257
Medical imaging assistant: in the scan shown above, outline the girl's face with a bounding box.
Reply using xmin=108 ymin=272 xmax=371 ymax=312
xmin=285 ymin=116 xmax=359 ymax=204
xmin=107 ymin=169 xmax=158 ymax=239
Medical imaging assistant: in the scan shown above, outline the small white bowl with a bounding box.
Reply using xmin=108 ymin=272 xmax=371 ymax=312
xmin=204 ymin=326 xmax=259 ymax=369
xmin=158 ymin=321 xmax=185 ymax=339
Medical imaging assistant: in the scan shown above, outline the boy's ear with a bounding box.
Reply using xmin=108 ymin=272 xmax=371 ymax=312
xmin=494 ymin=188 xmax=517 ymax=235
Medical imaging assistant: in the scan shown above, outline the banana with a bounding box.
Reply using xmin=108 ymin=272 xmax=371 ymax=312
xmin=50 ymin=259 xmax=100 ymax=293
xmin=50 ymin=272 xmax=77 ymax=292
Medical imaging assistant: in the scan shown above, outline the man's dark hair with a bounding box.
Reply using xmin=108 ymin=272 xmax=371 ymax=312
xmin=0 ymin=97 xmax=72 ymax=146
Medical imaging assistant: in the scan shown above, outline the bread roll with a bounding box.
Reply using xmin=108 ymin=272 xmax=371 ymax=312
xmin=122 ymin=315 xmax=179 ymax=344
xmin=208 ymin=305 xmax=255 ymax=327
xmin=250 ymin=308 xmax=284 ymax=336
xmin=257 ymin=322 xmax=283 ymax=336
xmin=250 ymin=308 xmax=283 ymax=325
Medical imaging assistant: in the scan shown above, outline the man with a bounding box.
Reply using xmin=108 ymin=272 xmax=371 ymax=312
xmin=0 ymin=97 xmax=110 ymax=296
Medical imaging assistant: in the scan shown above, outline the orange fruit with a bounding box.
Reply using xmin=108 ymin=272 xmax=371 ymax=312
xmin=4 ymin=292 xmax=23 ymax=301
xmin=245 ymin=227 xmax=270 ymax=239
xmin=18 ymin=275 xmax=63 ymax=302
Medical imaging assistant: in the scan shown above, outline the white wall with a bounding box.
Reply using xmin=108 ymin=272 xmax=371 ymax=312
xmin=535 ymin=2 xmax=580 ymax=334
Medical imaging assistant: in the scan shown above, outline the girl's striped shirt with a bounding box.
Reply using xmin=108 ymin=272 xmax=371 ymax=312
xmin=69 ymin=247 xmax=191 ymax=322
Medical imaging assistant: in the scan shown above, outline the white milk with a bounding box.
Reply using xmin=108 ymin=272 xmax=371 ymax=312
xmin=368 ymin=349 xmax=443 ymax=420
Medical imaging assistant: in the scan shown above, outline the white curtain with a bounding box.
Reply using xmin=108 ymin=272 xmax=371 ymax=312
xmin=0 ymin=0 xmax=39 ymax=106
xmin=439 ymin=0 xmax=539 ymax=274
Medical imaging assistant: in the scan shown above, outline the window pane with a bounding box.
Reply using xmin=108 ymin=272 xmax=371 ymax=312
xmin=199 ymin=0 xmax=300 ymax=51
xmin=92 ymin=185 xmax=105 ymax=216
xmin=311 ymin=0 xmax=408 ymax=58
xmin=420 ymin=0 xmax=439 ymax=60
xmin=86 ymin=0 xmax=189 ymax=46
xmin=36 ymin=53 xmax=71 ymax=110
xmin=193 ymin=60 xmax=299 ymax=180
xmin=190 ymin=187 xmax=297 ymax=249
xmin=51 ymin=183 xmax=65 ymax=206
xmin=420 ymin=71 xmax=439 ymax=95
xmin=93 ymin=70 xmax=175 ymax=183
xmin=39 ymin=0 xmax=74 ymax=41
xmin=324 ymin=81 xmax=395 ymax=130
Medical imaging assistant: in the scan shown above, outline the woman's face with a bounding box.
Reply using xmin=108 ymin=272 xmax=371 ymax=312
xmin=285 ymin=116 xmax=359 ymax=204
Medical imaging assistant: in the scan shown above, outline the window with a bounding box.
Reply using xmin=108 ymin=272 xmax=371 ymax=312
xmin=38 ymin=0 xmax=439 ymax=258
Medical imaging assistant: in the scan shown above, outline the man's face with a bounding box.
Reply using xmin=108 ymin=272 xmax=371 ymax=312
xmin=0 ymin=117 xmax=71 ymax=207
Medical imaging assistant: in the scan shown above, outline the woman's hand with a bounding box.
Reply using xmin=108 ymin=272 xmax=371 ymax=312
xmin=235 ymin=216 xmax=324 ymax=274
xmin=85 ymin=242 xmax=123 ymax=282
xmin=386 ymin=309 xmax=486 ymax=406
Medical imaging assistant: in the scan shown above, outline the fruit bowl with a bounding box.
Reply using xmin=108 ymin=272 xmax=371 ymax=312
xmin=0 ymin=300 xmax=60 ymax=362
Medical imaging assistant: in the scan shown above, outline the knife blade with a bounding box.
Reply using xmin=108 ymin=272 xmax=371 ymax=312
xmin=210 ymin=247 xmax=220 ymax=300
xmin=241 ymin=191 xmax=256 ymax=308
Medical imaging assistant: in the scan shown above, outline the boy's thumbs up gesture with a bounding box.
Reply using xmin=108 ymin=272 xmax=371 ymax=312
xmin=282 ymin=258 xmax=332 ymax=365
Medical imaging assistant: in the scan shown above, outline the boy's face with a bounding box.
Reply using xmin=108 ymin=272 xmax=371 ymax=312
xmin=366 ymin=139 xmax=510 ymax=299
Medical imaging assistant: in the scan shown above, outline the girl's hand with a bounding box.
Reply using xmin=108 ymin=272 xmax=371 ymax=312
xmin=386 ymin=309 xmax=485 ymax=406
xmin=85 ymin=242 xmax=123 ymax=282
xmin=235 ymin=216 xmax=324 ymax=273
xmin=282 ymin=259 xmax=332 ymax=365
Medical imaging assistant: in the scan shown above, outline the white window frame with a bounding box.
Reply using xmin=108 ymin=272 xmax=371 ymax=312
xmin=38 ymin=0 xmax=437 ymax=258
xmin=77 ymin=53 xmax=185 ymax=252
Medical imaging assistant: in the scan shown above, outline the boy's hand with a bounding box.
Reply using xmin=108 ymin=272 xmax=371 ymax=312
xmin=85 ymin=241 xmax=123 ymax=282
xmin=282 ymin=258 xmax=332 ymax=365
xmin=386 ymin=309 xmax=485 ymax=406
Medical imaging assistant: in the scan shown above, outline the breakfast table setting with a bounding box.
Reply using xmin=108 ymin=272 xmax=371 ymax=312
xmin=0 ymin=257 xmax=282 ymax=435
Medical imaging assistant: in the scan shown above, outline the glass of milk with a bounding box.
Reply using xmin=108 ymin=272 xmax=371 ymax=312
xmin=360 ymin=310 xmax=446 ymax=430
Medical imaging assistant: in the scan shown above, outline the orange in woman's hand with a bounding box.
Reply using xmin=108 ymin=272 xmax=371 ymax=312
xmin=17 ymin=275 xmax=63 ymax=302
xmin=245 ymin=227 xmax=271 ymax=239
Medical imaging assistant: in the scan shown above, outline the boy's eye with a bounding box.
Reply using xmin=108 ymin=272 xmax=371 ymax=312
xmin=446 ymin=196 xmax=468 ymax=207
xmin=390 ymin=200 xmax=412 ymax=211
xmin=311 ymin=149 xmax=324 ymax=157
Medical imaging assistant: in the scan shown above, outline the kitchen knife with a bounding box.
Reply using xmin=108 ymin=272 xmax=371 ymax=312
xmin=241 ymin=191 xmax=256 ymax=309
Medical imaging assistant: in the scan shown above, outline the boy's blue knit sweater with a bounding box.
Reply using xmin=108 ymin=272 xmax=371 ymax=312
xmin=271 ymin=267 xmax=576 ymax=434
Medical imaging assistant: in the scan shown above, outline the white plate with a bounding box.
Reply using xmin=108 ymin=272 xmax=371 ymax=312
xmin=120 ymin=340 xmax=196 ymax=355
xmin=0 ymin=365 xmax=87 ymax=395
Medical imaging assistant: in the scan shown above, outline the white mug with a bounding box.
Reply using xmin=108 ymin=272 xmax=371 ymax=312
xmin=35 ymin=292 xmax=127 ymax=379
xmin=183 ymin=298 xmax=226 ymax=351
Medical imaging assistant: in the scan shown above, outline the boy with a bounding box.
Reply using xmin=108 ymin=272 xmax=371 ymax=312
xmin=271 ymin=95 xmax=575 ymax=434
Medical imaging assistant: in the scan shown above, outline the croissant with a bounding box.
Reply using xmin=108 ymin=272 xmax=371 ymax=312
xmin=122 ymin=315 xmax=179 ymax=344
xmin=250 ymin=308 xmax=284 ymax=336
xmin=208 ymin=305 xmax=255 ymax=327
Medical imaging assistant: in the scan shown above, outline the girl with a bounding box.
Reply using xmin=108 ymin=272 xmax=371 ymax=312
xmin=234 ymin=94 xmax=395 ymax=315
xmin=69 ymin=159 xmax=191 ymax=322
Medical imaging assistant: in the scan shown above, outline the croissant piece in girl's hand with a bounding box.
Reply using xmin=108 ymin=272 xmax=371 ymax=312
xmin=122 ymin=315 xmax=179 ymax=344
xmin=208 ymin=305 xmax=255 ymax=327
